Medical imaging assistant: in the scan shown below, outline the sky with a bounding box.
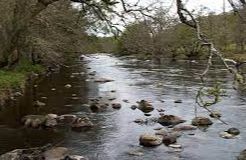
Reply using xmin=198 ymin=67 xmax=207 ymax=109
xmin=73 ymin=0 xmax=233 ymax=35
xmin=185 ymin=0 xmax=231 ymax=13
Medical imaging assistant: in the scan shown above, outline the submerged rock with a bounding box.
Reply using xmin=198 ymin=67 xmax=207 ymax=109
xmin=139 ymin=134 xmax=163 ymax=147
xmin=127 ymin=150 xmax=144 ymax=156
xmin=158 ymin=115 xmax=186 ymax=126
xmin=90 ymin=103 xmax=101 ymax=112
xmin=157 ymin=109 xmax=165 ymax=112
xmin=123 ymin=99 xmax=129 ymax=103
xmin=134 ymin=118 xmax=145 ymax=124
xmin=191 ymin=117 xmax=213 ymax=126
xmin=137 ymin=100 xmax=154 ymax=113
xmin=174 ymin=100 xmax=182 ymax=103
xmin=112 ymin=103 xmax=122 ymax=109
xmin=209 ymin=111 xmax=222 ymax=118
xmin=169 ymin=144 xmax=182 ymax=149
xmin=162 ymin=134 xmax=177 ymax=146
xmin=108 ymin=97 xmax=116 ymax=101
xmin=173 ymin=125 xmax=197 ymax=131
xmin=70 ymin=117 xmax=94 ymax=132
xmin=94 ymin=78 xmax=114 ymax=83
xmin=131 ymin=105 xmax=137 ymax=110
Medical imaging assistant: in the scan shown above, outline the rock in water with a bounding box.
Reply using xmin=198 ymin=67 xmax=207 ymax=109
xmin=70 ymin=118 xmax=94 ymax=132
xmin=209 ymin=111 xmax=222 ymax=118
xmin=45 ymin=114 xmax=58 ymax=127
xmin=173 ymin=125 xmax=197 ymax=131
xmin=94 ymin=78 xmax=114 ymax=83
xmin=137 ymin=100 xmax=154 ymax=113
xmin=112 ymin=103 xmax=122 ymax=109
xmin=169 ymin=144 xmax=182 ymax=149
xmin=227 ymin=128 xmax=240 ymax=136
xmin=127 ymin=150 xmax=144 ymax=156
xmin=238 ymin=149 xmax=246 ymax=160
xmin=64 ymin=155 xmax=89 ymax=160
xmin=162 ymin=134 xmax=177 ymax=145
xmin=34 ymin=100 xmax=46 ymax=107
xmin=44 ymin=147 xmax=69 ymax=159
xmin=139 ymin=134 xmax=163 ymax=147
xmin=158 ymin=115 xmax=186 ymax=126
xmin=58 ymin=114 xmax=77 ymax=124
xmin=191 ymin=117 xmax=213 ymax=126
xmin=131 ymin=105 xmax=137 ymax=110
xmin=65 ymin=84 xmax=72 ymax=88
xmin=90 ymin=103 xmax=101 ymax=112
xmin=174 ymin=100 xmax=182 ymax=103
xmin=219 ymin=132 xmax=235 ymax=139
xmin=21 ymin=115 xmax=46 ymax=128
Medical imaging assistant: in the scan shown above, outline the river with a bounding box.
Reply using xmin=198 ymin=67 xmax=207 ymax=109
xmin=0 ymin=53 xmax=246 ymax=160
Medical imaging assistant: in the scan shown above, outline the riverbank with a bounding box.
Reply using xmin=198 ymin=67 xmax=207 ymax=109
xmin=0 ymin=61 xmax=45 ymax=106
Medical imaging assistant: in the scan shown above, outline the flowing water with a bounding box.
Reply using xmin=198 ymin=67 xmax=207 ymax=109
xmin=1 ymin=53 xmax=246 ymax=160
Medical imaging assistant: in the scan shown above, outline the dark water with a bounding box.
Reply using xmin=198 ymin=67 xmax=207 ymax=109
xmin=0 ymin=53 xmax=246 ymax=160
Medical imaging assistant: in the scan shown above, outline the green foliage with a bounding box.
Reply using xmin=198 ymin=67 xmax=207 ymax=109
xmin=0 ymin=59 xmax=44 ymax=89
xmin=116 ymin=10 xmax=246 ymax=60
xmin=14 ymin=59 xmax=44 ymax=74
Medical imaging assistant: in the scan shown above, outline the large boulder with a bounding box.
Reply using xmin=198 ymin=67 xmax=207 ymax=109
xmin=139 ymin=134 xmax=163 ymax=147
xmin=137 ymin=100 xmax=154 ymax=113
xmin=158 ymin=115 xmax=186 ymax=126
xmin=45 ymin=114 xmax=58 ymax=127
xmin=191 ymin=117 xmax=213 ymax=126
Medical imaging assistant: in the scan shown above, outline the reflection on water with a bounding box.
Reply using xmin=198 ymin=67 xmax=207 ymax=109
xmin=0 ymin=53 xmax=246 ymax=160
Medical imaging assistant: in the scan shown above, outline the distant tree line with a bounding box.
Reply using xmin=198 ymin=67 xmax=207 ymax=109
xmin=117 ymin=6 xmax=246 ymax=61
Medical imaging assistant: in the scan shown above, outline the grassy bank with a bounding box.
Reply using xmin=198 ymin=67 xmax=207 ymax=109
xmin=0 ymin=60 xmax=45 ymax=105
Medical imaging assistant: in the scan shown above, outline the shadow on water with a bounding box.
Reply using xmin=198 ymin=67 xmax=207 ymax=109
xmin=0 ymin=53 xmax=246 ymax=160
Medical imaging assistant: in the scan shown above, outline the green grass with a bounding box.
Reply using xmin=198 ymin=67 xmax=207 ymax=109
xmin=0 ymin=70 xmax=26 ymax=89
xmin=0 ymin=60 xmax=45 ymax=89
